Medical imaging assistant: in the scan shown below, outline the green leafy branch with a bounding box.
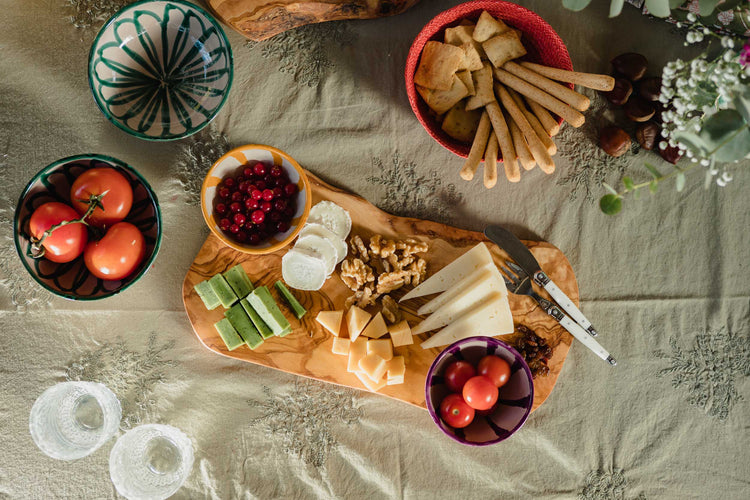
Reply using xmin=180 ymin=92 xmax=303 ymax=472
xmin=562 ymin=0 xmax=722 ymax=18
xmin=599 ymin=162 xmax=695 ymax=215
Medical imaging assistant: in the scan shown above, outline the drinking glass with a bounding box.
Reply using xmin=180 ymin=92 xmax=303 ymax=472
xmin=29 ymin=381 xmax=122 ymax=460
xmin=109 ymin=424 xmax=194 ymax=500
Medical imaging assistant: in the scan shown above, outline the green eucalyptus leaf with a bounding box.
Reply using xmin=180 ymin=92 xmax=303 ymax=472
xmin=645 ymin=0 xmax=671 ymax=17
xmin=602 ymin=182 xmax=619 ymax=195
xmin=700 ymin=109 xmax=745 ymax=149
xmin=600 ymin=194 xmax=622 ymax=215
xmin=562 ymin=0 xmax=593 ymax=11
xmin=669 ymin=0 xmax=686 ymax=8
xmin=675 ymin=172 xmax=686 ymax=192
xmin=713 ymin=126 xmax=750 ymax=162
xmin=645 ymin=163 xmax=662 ymax=179
xmin=609 ymin=0 xmax=625 ymax=17
xmin=649 ymin=180 xmax=659 ymax=193
xmin=698 ymin=0 xmax=721 ymax=16
xmin=732 ymin=93 xmax=750 ymax=125
xmin=671 ymin=130 xmax=708 ymax=155
xmin=623 ymin=176 xmax=635 ymax=191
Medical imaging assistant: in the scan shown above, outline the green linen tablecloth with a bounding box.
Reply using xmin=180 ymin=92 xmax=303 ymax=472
xmin=1 ymin=0 xmax=749 ymax=498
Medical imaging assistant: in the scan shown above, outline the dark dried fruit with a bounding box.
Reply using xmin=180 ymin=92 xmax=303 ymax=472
xmin=514 ymin=325 xmax=552 ymax=378
xmin=659 ymin=144 xmax=683 ymax=164
xmin=600 ymin=126 xmax=632 ymax=157
xmin=611 ymin=52 xmax=648 ymax=81
xmin=635 ymin=121 xmax=659 ymax=150
xmin=603 ymin=78 xmax=633 ymax=106
xmin=639 ymin=77 xmax=662 ymax=101
xmin=624 ymin=96 xmax=655 ymax=122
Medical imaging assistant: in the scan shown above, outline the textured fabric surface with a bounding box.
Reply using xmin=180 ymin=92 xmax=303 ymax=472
xmin=1 ymin=1 xmax=749 ymax=499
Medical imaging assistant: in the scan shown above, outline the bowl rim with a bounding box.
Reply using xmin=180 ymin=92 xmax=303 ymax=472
xmin=12 ymin=153 xmax=163 ymax=301
xmin=405 ymin=0 xmax=573 ymax=160
xmin=200 ymin=144 xmax=313 ymax=255
xmin=424 ymin=335 xmax=535 ymax=446
xmin=87 ymin=0 xmax=234 ymax=142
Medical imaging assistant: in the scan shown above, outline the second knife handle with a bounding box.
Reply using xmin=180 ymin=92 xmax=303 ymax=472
xmin=536 ymin=272 xmax=598 ymax=336
xmin=557 ymin=314 xmax=616 ymax=366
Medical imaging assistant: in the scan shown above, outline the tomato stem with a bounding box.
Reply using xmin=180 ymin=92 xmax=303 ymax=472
xmin=30 ymin=192 xmax=106 ymax=259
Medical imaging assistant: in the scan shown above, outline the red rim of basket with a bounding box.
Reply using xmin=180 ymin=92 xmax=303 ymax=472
xmin=405 ymin=0 xmax=574 ymax=161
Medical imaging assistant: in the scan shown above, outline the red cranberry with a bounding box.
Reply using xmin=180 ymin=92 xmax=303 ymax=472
xmin=235 ymin=231 xmax=248 ymax=243
xmin=248 ymin=233 xmax=261 ymax=244
xmin=219 ymin=218 xmax=231 ymax=231
xmin=272 ymin=187 xmax=283 ymax=199
xmin=262 ymin=189 xmax=275 ymax=201
xmin=251 ymin=189 xmax=263 ymax=200
xmin=284 ymin=183 xmax=297 ymax=197
xmin=277 ymin=221 xmax=290 ymax=233
xmin=269 ymin=211 xmax=282 ymax=222
xmin=231 ymin=191 xmax=243 ymax=202
xmin=238 ymin=180 xmax=249 ymax=192
xmin=229 ymin=201 xmax=242 ymax=213
xmin=284 ymin=206 xmax=295 ymax=217
xmin=251 ymin=210 xmax=265 ymax=224
xmin=273 ymin=199 xmax=287 ymax=211
xmin=270 ymin=165 xmax=283 ymax=177
xmin=218 ymin=187 xmax=230 ymax=199
xmin=223 ymin=177 xmax=235 ymax=188
xmin=233 ymin=213 xmax=247 ymax=226
xmin=245 ymin=183 xmax=256 ymax=194
xmin=229 ymin=224 xmax=240 ymax=234
xmin=244 ymin=197 xmax=259 ymax=210
xmin=243 ymin=166 xmax=254 ymax=177
xmin=253 ymin=162 xmax=266 ymax=176
xmin=255 ymin=180 xmax=266 ymax=190
xmin=215 ymin=203 xmax=227 ymax=215
xmin=260 ymin=201 xmax=272 ymax=213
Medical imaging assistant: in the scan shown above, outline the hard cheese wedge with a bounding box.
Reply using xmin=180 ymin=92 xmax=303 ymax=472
xmin=316 ymin=310 xmax=344 ymax=337
xmin=420 ymin=292 xmax=513 ymax=349
xmin=214 ymin=318 xmax=245 ymax=351
xmin=387 ymin=356 xmax=405 ymax=385
xmin=223 ymin=265 xmax=254 ymax=298
xmin=247 ymin=286 xmax=291 ymax=337
xmin=367 ymin=339 xmax=393 ymax=361
xmin=346 ymin=306 xmax=371 ymax=342
xmin=332 ymin=337 xmax=350 ymax=355
xmin=225 ymin=303 xmax=263 ymax=349
xmin=194 ymin=280 xmax=221 ymax=310
xmin=388 ymin=320 xmax=413 ymax=347
xmin=360 ymin=312 xmax=387 ymax=339
xmin=400 ymin=243 xmax=493 ymax=302
xmin=240 ymin=298 xmax=274 ymax=339
xmin=209 ymin=274 xmax=238 ymax=308
xmin=413 ymin=267 xmax=509 ymax=335
xmin=417 ymin=264 xmax=496 ymax=316
xmin=359 ymin=353 xmax=387 ymax=383
xmin=346 ymin=338 xmax=368 ymax=373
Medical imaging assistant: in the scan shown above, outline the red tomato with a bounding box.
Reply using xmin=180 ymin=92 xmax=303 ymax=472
xmin=84 ymin=222 xmax=145 ymax=280
xmin=444 ymin=360 xmax=477 ymax=393
xmin=70 ymin=168 xmax=133 ymax=228
xmin=477 ymin=355 xmax=511 ymax=388
xmin=462 ymin=376 xmax=499 ymax=411
xmin=29 ymin=202 xmax=88 ymax=263
xmin=439 ymin=393 xmax=475 ymax=429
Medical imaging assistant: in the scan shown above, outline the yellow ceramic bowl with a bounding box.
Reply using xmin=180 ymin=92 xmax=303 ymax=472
xmin=201 ymin=145 xmax=311 ymax=254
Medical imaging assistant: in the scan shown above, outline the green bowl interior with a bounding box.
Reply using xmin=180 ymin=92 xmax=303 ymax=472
xmin=13 ymin=155 xmax=162 ymax=300
xmin=88 ymin=0 xmax=233 ymax=141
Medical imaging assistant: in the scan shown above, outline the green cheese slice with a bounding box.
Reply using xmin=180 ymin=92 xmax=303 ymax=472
xmin=209 ymin=274 xmax=238 ymax=308
xmin=223 ymin=265 xmax=254 ymax=299
xmin=274 ymin=281 xmax=307 ymax=319
xmin=214 ymin=318 xmax=245 ymax=351
xmin=225 ymin=303 xmax=263 ymax=349
xmin=247 ymin=286 xmax=291 ymax=336
xmin=240 ymin=298 xmax=274 ymax=339
xmin=194 ymin=280 xmax=221 ymax=310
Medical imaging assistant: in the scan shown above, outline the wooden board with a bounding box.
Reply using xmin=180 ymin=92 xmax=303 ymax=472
xmin=182 ymin=172 xmax=577 ymax=411
xmin=207 ymin=0 xmax=421 ymax=41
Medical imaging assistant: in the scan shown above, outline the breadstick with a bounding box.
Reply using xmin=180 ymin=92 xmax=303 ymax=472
xmin=495 ymin=84 xmax=554 ymax=173
xmin=493 ymin=67 xmax=585 ymax=128
xmin=503 ymin=61 xmax=590 ymax=111
xmin=460 ymin=111 xmax=491 ymax=181
xmin=483 ymin=133 xmax=499 ymax=187
xmin=518 ymin=61 xmax=615 ymax=91
xmin=525 ymin=96 xmax=560 ymax=136
xmin=507 ymin=88 xmax=557 ymax=156
xmin=508 ymin=117 xmax=536 ymax=170
xmin=484 ymin=101 xmax=519 ymax=183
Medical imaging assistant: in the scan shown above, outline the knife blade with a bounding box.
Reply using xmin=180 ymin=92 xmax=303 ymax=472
xmin=485 ymin=225 xmax=599 ymax=337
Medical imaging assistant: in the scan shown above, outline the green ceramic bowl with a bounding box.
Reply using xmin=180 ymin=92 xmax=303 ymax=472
xmin=88 ymin=0 xmax=233 ymax=141
xmin=13 ymin=155 xmax=162 ymax=300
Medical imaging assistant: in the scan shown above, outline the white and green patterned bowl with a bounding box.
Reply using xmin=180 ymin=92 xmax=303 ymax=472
xmin=88 ymin=0 xmax=233 ymax=141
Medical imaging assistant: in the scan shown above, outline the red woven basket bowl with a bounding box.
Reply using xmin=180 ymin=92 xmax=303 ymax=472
xmin=405 ymin=1 xmax=573 ymax=160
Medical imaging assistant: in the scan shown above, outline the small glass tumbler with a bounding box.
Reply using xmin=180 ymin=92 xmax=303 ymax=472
xmin=109 ymin=424 xmax=194 ymax=500
xmin=29 ymin=381 xmax=122 ymax=460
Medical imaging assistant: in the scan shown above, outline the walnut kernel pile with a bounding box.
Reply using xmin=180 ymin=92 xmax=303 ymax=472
xmin=340 ymin=234 xmax=428 ymax=317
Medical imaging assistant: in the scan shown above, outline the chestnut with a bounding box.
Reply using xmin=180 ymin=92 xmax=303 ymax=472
xmin=639 ymin=77 xmax=662 ymax=101
xmin=600 ymin=126 xmax=632 ymax=157
xmin=611 ymin=53 xmax=648 ymax=82
xmin=635 ymin=121 xmax=659 ymax=150
xmin=659 ymin=144 xmax=683 ymax=164
xmin=604 ymin=78 xmax=633 ymax=106
xmin=624 ymin=96 xmax=656 ymax=122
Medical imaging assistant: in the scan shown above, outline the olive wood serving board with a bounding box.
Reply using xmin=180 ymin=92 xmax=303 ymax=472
xmin=182 ymin=172 xmax=577 ymax=411
xmin=206 ymin=0 xmax=421 ymax=41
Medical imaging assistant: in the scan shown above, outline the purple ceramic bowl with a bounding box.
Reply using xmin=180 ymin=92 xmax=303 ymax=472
xmin=425 ymin=336 xmax=534 ymax=446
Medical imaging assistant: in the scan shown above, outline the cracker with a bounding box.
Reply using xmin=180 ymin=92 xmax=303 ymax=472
xmin=414 ymin=41 xmax=464 ymax=90
xmin=473 ymin=11 xmax=511 ymax=42
xmin=441 ymin=102 xmax=482 ymax=143
xmin=444 ymin=25 xmax=484 ymax=56
xmin=465 ymin=63 xmax=495 ymax=111
xmin=455 ymin=70 xmax=475 ymax=96
xmin=482 ymin=32 xmax=527 ymax=69
xmin=461 ymin=43 xmax=483 ymax=71
xmin=416 ymin=75 xmax=469 ymax=114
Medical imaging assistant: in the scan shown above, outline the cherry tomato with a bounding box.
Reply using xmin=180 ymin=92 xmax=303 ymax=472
xmin=477 ymin=355 xmax=511 ymax=388
xmin=70 ymin=168 xmax=133 ymax=228
xmin=462 ymin=376 xmax=499 ymax=411
xmin=83 ymin=222 xmax=145 ymax=280
xmin=29 ymin=202 xmax=88 ymax=263
xmin=444 ymin=360 xmax=477 ymax=393
xmin=439 ymin=393 xmax=475 ymax=429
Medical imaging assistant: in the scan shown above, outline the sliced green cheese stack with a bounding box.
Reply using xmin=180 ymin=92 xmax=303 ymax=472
xmin=223 ymin=265 xmax=254 ymax=298
xmin=209 ymin=274 xmax=238 ymax=308
xmin=275 ymin=281 xmax=307 ymax=319
xmin=194 ymin=280 xmax=221 ymax=310
xmin=214 ymin=318 xmax=245 ymax=351
xmin=247 ymin=286 xmax=291 ymax=337
xmin=225 ymin=303 xmax=263 ymax=349
xmin=240 ymin=298 xmax=274 ymax=339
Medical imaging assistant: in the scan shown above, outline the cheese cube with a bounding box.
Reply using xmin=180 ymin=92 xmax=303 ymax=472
xmin=346 ymin=338 xmax=368 ymax=373
xmin=366 ymin=338 xmax=393 ymax=361
xmin=332 ymin=337 xmax=350 ymax=356
xmin=387 ymin=356 xmax=406 ymax=385
xmin=346 ymin=306 xmax=371 ymax=342
xmin=388 ymin=320 xmax=413 ymax=347
xmin=355 ymin=371 xmax=387 ymax=392
xmin=361 ymin=312 xmax=388 ymax=339
xmin=358 ymin=353 xmax=387 ymax=382
xmin=316 ymin=310 xmax=344 ymax=336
